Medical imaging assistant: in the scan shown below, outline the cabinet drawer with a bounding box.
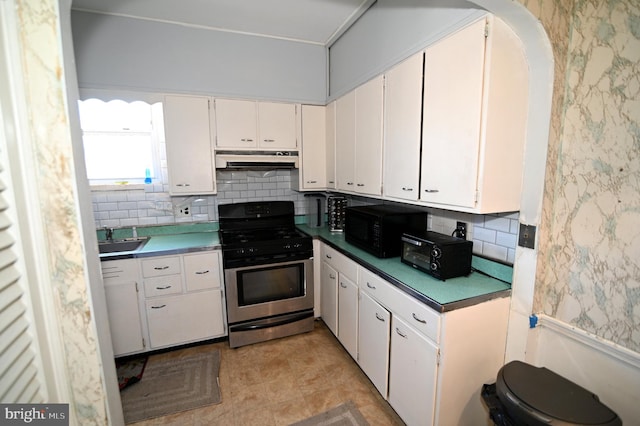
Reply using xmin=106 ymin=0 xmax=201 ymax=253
xmin=359 ymin=266 xmax=440 ymax=343
xmin=101 ymin=259 xmax=139 ymax=285
xmin=322 ymin=244 xmax=357 ymax=282
xmin=141 ymin=256 xmax=181 ymax=278
xmin=183 ymin=251 xmax=222 ymax=291
xmin=144 ymin=274 xmax=183 ymax=298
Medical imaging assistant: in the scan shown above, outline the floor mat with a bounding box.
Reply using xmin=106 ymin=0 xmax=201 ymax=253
xmin=116 ymin=356 xmax=148 ymax=391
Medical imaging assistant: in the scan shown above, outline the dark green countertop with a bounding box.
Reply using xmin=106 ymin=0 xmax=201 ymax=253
xmin=297 ymin=225 xmax=512 ymax=312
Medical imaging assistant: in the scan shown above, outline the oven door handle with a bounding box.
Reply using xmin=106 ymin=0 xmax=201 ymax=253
xmin=231 ymin=311 xmax=314 ymax=332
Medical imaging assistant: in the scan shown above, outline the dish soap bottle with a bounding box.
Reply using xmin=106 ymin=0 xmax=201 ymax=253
xmin=144 ymin=168 xmax=152 ymax=184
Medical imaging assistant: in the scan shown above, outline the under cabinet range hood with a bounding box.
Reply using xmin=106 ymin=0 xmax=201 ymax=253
xmin=215 ymin=151 xmax=299 ymax=170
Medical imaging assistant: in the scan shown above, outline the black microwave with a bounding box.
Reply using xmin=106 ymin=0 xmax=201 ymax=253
xmin=344 ymin=204 xmax=428 ymax=258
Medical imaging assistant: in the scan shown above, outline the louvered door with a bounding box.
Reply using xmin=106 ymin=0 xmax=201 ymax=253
xmin=0 ymin=162 xmax=45 ymax=402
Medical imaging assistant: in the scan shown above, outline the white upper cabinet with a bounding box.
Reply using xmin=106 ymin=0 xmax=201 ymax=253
xmin=214 ymin=98 xmax=258 ymax=148
xmin=163 ymin=95 xmax=216 ymax=195
xmin=383 ymin=52 xmax=424 ymax=201
xmin=258 ymin=101 xmax=298 ymax=149
xmin=335 ymin=76 xmax=384 ymax=196
xmin=214 ymin=98 xmax=298 ymax=150
xmin=335 ymin=90 xmax=356 ymax=192
xmin=297 ymin=105 xmax=326 ymax=190
xmin=326 ymin=101 xmax=337 ymax=189
xmin=354 ymin=75 xmax=384 ymax=196
xmin=420 ymin=16 xmax=528 ymax=213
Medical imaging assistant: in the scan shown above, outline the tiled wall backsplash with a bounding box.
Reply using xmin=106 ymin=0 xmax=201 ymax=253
xmin=91 ymin=173 xmax=519 ymax=264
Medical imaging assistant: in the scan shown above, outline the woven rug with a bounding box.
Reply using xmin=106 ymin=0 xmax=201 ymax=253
xmin=120 ymin=350 xmax=221 ymax=424
xmin=291 ymin=401 xmax=370 ymax=426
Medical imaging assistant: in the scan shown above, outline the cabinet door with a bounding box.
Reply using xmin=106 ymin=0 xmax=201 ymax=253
xmin=104 ymin=282 xmax=144 ymax=356
xmin=335 ymin=90 xmax=356 ymax=191
xmin=258 ymin=102 xmax=297 ymax=149
xmin=321 ymin=261 xmax=338 ymax=336
xmin=354 ymin=75 xmax=384 ymax=196
xmin=420 ymin=19 xmax=486 ymax=208
xmin=214 ymin=98 xmax=258 ymax=148
xmin=325 ymin=101 xmax=336 ymax=189
xmin=146 ymin=290 xmax=225 ymax=348
xmin=300 ymin=105 xmax=326 ymax=189
xmin=338 ymin=274 xmax=358 ymax=360
xmin=183 ymin=251 xmax=222 ymax=292
xmin=384 ymin=53 xmax=423 ymax=201
xmin=388 ymin=316 xmax=438 ymax=426
xmin=164 ymin=95 xmax=216 ymax=195
xmin=358 ymin=291 xmax=390 ymax=397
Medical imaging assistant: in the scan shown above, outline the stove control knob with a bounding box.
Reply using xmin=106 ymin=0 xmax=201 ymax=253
xmin=293 ymin=243 xmax=302 ymax=248
xmin=431 ymin=261 xmax=440 ymax=271
xmin=237 ymin=248 xmax=245 ymax=255
xmin=284 ymin=244 xmax=291 ymax=249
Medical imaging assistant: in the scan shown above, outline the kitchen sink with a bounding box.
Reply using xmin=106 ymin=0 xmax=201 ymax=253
xmin=98 ymin=238 xmax=148 ymax=254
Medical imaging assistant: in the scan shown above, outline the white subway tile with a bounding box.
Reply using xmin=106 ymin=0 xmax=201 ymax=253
xmin=481 ymin=242 xmax=508 ymax=262
xmin=474 ymin=227 xmax=497 ymax=243
xmin=98 ymin=202 xmax=119 ymax=211
xmin=496 ymin=231 xmax=518 ymax=248
xmin=484 ymin=216 xmax=511 ymax=232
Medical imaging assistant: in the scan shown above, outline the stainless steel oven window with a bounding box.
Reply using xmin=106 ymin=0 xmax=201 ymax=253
xmin=237 ymin=263 xmax=305 ymax=306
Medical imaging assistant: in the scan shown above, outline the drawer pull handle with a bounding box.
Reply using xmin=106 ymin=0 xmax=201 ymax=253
xmin=325 ymin=254 xmax=332 ymax=259
xmin=153 ymin=266 xmax=169 ymax=270
xmin=195 ymin=270 xmax=210 ymax=275
xmin=156 ymin=285 xmax=172 ymax=290
xmin=402 ymin=187 xmax=414 ymax=191
xmin=366 ymin=282 xmax=376 ymax=290
xmin=240 ymin=138 xmax=254 ymax=142
xmin=375 ymin=313 xmax=385 ymax=322
xmin=176 ymin=183 xmax=191 ymax=187
xmin=307 ymin=180 xmax=317 ymax=184
xmin=395 ymin=328 xmax=407 ymax=338
xmin=412 ymin=313 xmax=427 ymax=324
xmin=424 ymin=189 xmax=439 ymax=193
xmin=356 ymin=183 xmax=365 ymax=187
xmin=329 ymin=273 xmax=336 ymax=279
xmin=263 ymin=139 xmax=275 ymax=142
xmin=340 ymin=282 xmax=347 ymax=288
xmin=151 ymin=304 xmax=166 ymax=309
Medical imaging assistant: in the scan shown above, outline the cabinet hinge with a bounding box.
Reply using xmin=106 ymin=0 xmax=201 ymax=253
xmin=135 ymin=282 xmax=139 ymax=293
xmin=484 ymin=21 xmax=489 ymax=38
xmin=436 ymin=349 xmax=441 ymax=366
xmin=143 ymin=338 xmax=147 ymax=349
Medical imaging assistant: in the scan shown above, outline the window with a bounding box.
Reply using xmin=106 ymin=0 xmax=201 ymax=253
xmin=78 ymin=99 xmax=163 ymax=185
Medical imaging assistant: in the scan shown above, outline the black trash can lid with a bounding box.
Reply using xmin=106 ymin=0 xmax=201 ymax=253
xmin=497 ymin=361 xmax=621 ymax=425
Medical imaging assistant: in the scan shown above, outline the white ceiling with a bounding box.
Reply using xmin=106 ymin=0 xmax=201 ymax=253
xmin=71 ymin=0 xmax=374 ymax=46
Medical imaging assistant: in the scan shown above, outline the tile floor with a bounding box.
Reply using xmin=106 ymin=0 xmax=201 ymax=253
xmin=128 ymin=320 xmax=405 ymax=425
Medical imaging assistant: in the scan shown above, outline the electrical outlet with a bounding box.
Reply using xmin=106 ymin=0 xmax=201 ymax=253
xmin=174 ymin=204 xmax=191 ymax=217
xmin=456 ymin=221 xmax=467 ymax=239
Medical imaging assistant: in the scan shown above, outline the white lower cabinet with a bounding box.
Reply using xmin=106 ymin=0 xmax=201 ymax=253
xmin=388 ymin=315 xmax=438 ymax=426
xmin=142 ymin=251 xmax=226 ymax=350
xmin=319 ymin=242 xmax=510 ymax=426
xmin=320 ymin=261 xmax=338 ymax=336
xmin=146 ymin=290 xmax=224 ymax=348
xmin=357 ymin=291 xmax=390 ymax=397
xmin=337 ymin=274 xmax=358 ymax=360
xmin=102 ymin=259 xmax=145 ymax=356
xmin=102 ymin=250 xmax=227 ymax=356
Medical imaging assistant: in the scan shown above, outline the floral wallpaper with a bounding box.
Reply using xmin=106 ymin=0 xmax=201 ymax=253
xmin=532 ymin=0 xmax=640 ymax=352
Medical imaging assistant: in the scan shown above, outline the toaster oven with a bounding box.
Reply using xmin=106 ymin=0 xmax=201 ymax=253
xmin=401 ymin=231 xmax=473 ymax=280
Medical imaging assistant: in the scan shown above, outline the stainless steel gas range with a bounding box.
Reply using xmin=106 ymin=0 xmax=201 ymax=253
xmin=218 ymin=201 xmax=314 ymax=348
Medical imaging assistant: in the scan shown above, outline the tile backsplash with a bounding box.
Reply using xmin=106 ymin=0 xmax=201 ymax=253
xmin=91 ymin=176 xmax=519 ymax=264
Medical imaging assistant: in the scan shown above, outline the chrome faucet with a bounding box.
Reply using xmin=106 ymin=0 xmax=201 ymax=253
xmin=105 ymin=227 xmax=114 ymax=242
